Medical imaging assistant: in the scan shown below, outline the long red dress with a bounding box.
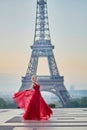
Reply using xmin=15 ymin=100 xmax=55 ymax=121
xmin=13 ymin=84 xmax=53 ymax=120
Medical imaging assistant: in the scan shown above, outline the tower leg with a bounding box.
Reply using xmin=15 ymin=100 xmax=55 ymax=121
xmin=26 ymin=55 xmax=38 ymax=77
xmin=48 ymin=55 xmax=59 ymax=78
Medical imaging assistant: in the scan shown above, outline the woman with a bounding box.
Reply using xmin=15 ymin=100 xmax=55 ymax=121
xmin=13 ymin=75 xmax=53 ymax=120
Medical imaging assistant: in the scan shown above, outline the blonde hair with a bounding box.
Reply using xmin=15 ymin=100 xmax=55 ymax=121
xmin=31 ymin=75 xmax=37 ymax=82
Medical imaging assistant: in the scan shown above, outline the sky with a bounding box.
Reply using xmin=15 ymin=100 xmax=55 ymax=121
xmin=0 ymin=0 xmax=87 ymax=92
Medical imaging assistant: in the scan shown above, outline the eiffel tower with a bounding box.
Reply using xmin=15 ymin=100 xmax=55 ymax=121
xmin=19 ymin=0 xmax=70 ymax=107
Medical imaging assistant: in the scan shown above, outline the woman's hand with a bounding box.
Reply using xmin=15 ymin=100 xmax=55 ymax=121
xmin=26 ymin=89 xmax=29 ymax=91
xmin=26 ymin=87 xmax=32 ymax=91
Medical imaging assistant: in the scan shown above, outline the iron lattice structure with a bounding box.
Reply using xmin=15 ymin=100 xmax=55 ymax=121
xmin=19 ymin=0 xmax=70 ymax=107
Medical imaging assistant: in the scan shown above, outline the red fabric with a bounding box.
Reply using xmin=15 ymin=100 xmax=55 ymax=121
xmin=13 ymin=84 xmax=53 ymax=120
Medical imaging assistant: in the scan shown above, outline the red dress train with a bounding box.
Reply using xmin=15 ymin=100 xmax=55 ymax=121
xmin=13 ymin=84 xmax=53 ymax=120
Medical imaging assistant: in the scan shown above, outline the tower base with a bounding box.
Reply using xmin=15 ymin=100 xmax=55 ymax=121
xmin=19 ymin=75 xmax=70 ymax=107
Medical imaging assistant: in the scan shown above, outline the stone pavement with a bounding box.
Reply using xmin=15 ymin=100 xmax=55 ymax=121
xmin=0 ymin=108 xmax=87 ymax=130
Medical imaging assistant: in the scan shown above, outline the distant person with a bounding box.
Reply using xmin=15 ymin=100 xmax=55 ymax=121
xmin=13 ymin=75 xmax=53 ymax=120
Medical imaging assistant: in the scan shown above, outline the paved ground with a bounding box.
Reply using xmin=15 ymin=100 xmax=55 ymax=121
xmin=0 ymin=108 xmax=87 ymax=130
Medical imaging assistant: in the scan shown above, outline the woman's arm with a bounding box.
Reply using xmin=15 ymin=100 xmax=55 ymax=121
xmin=26 ymin=86 xmax=33 ymax=91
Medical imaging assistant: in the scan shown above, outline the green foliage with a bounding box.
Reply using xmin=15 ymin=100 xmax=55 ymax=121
xmin=69 ymin=97 xmax=87 ymax=108
xmin=0 ymin=97 xmax=17 ymax=109
xmin=0 ymin=96 xmax=87 ymax=109
xmin=80 ymin=97 xmax=87 ymax=107
xmin=49 ymin=103 xmax=55 ymax=108
xmin=0 ymin=98 xmax=7 ymax=108
xmin=69 ymin=99 xmax=80 ymax=108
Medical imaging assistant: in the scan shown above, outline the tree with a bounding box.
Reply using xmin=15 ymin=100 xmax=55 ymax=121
xmin=80 ymin=97 xmax=87 ymax=107
xmin=69 ymin=99 xmax=80 ymax=108
xmin=0 ymin=98 xmax=7 ymax=108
